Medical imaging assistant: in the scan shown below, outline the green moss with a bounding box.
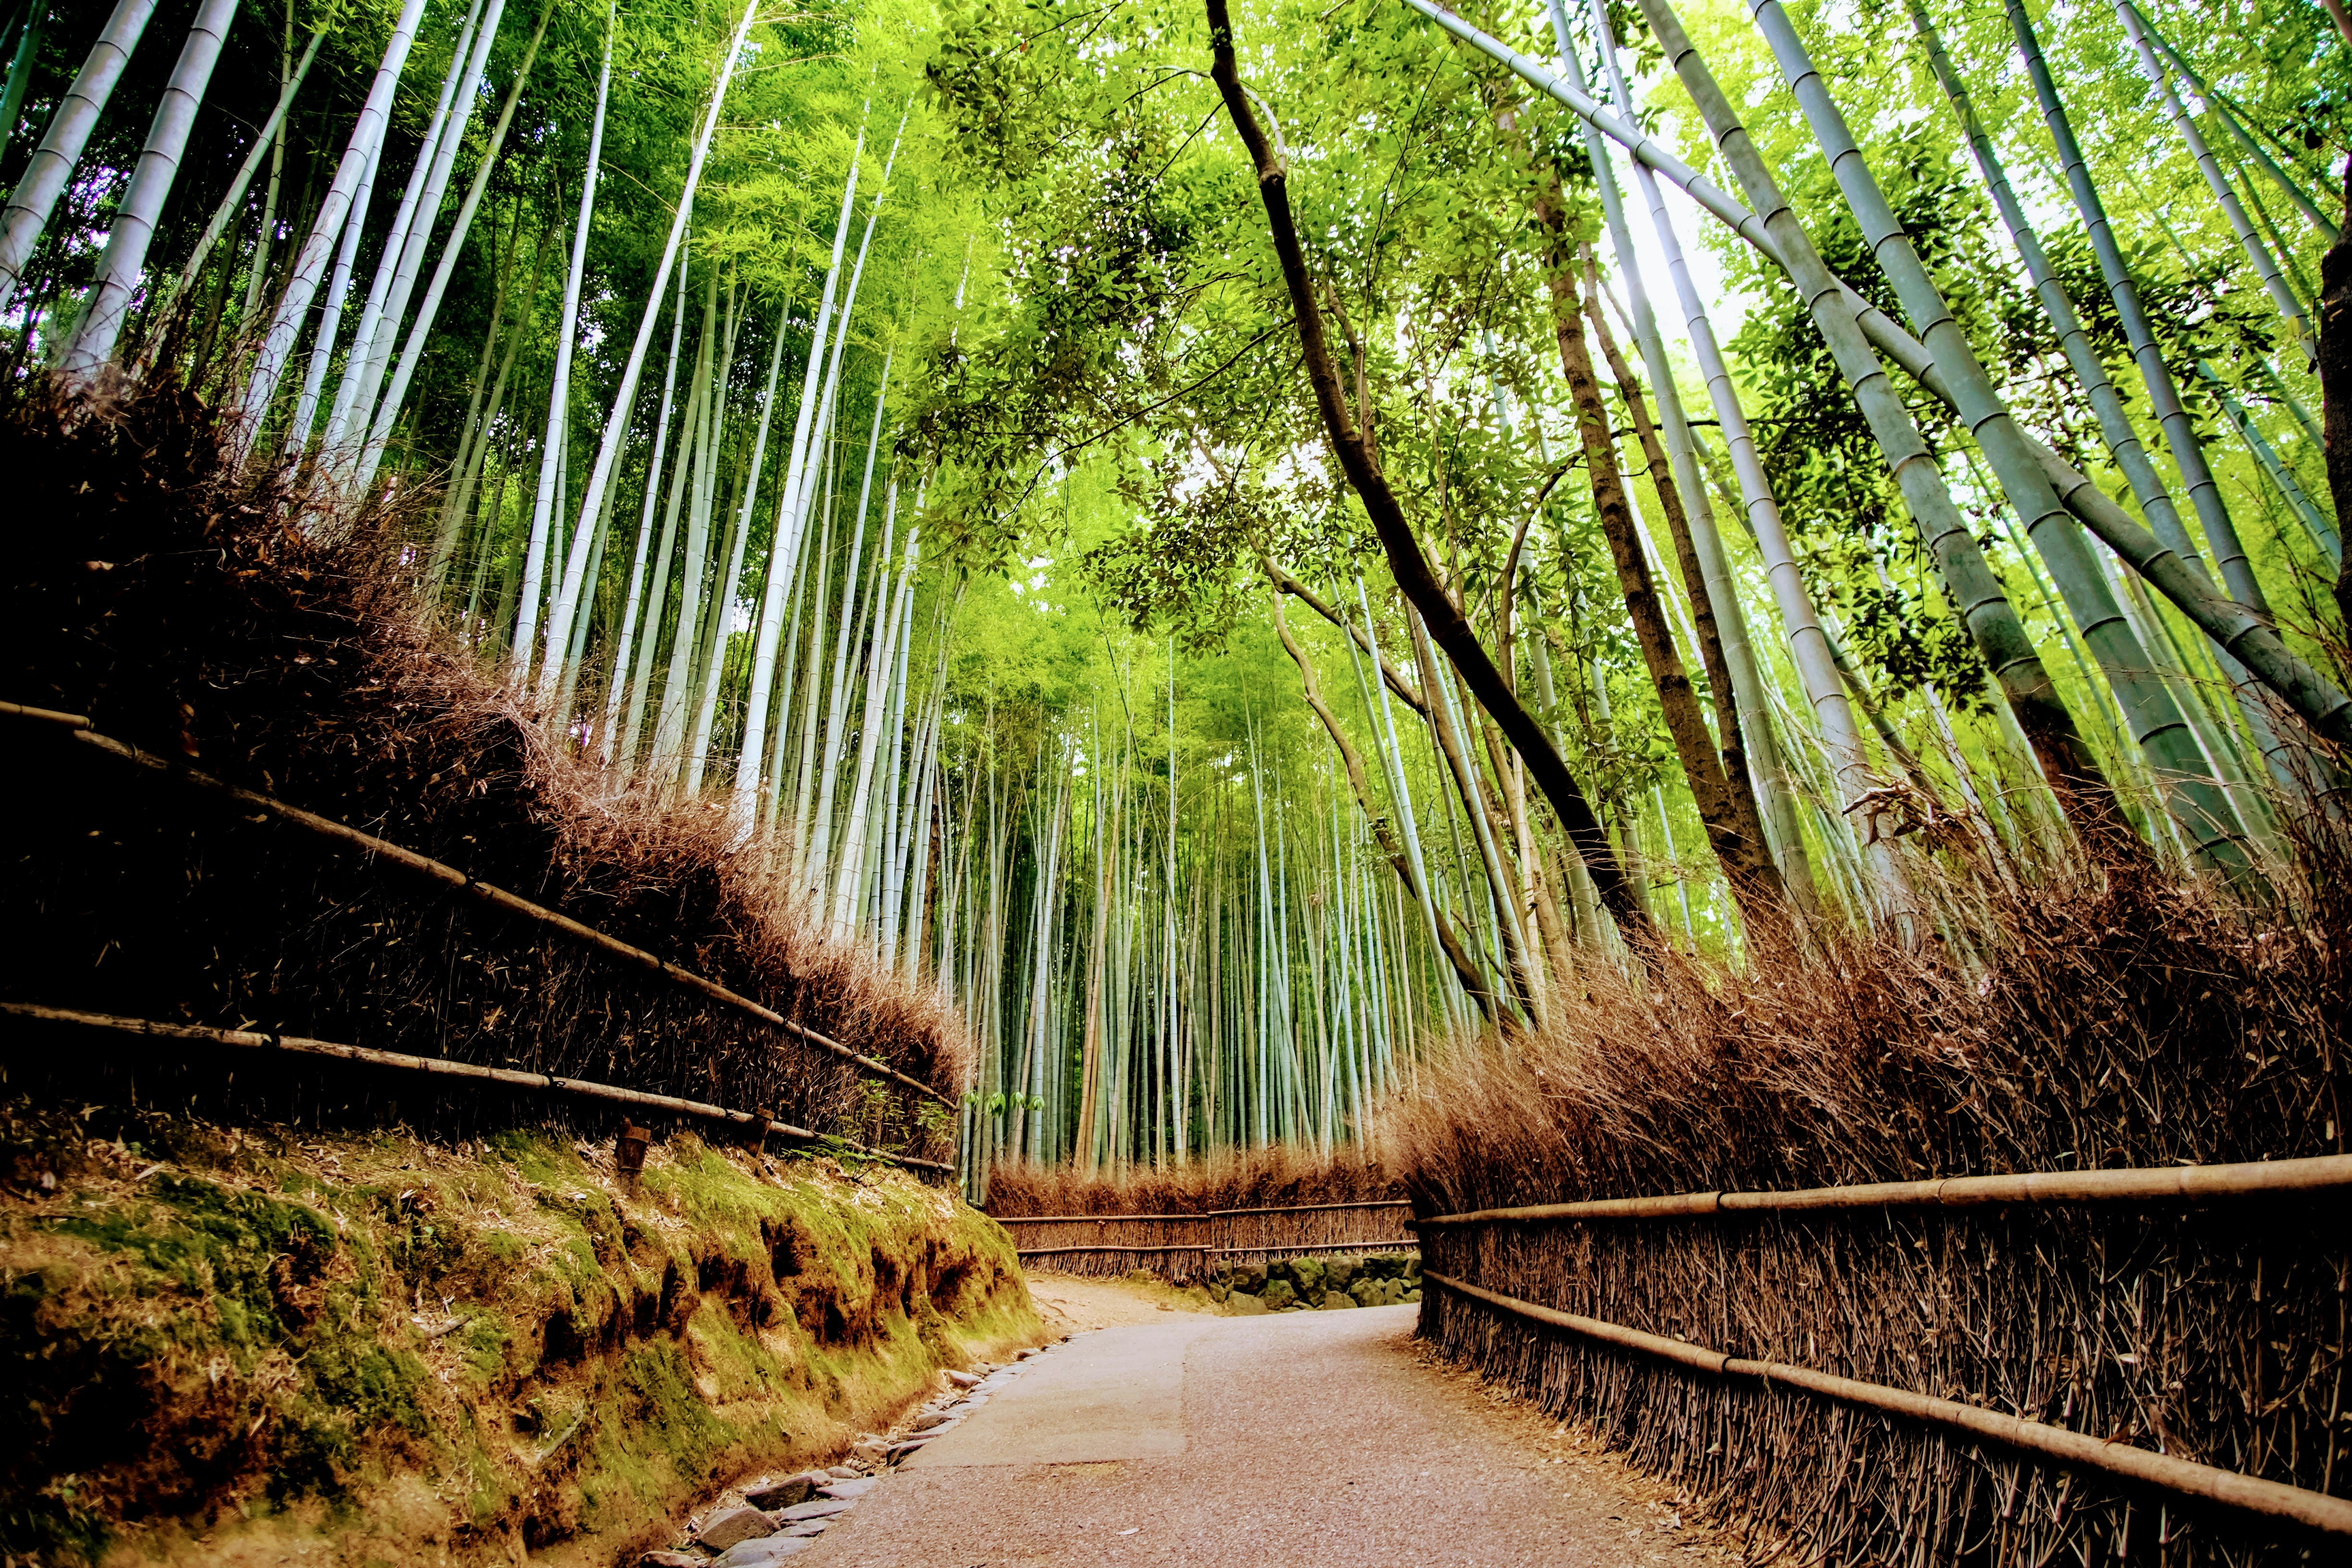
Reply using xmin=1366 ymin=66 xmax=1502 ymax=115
xmin=1 ymin=1120 xmax=1038 ymax=1568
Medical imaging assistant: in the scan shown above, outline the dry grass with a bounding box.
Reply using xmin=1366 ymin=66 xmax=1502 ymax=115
xmin=0 ymin=369 xmax=963 ymax=1158
xmin=983 ymin=1143 xmax=1400 ymax=1216
xmin=983 ymin=1147 xmax=1412 ymax=1282
xmin=1386 ymin=843 xmax=2350 ymax=1563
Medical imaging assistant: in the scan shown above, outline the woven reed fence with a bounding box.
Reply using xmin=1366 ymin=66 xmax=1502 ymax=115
xmin=1418 ymin=1156 xmax=2352 ymax=1562
xmin=995 ymin=1199 xmax=1418 ymax=1283
xmin=0 ymin=705 xmax=954 ymax=1171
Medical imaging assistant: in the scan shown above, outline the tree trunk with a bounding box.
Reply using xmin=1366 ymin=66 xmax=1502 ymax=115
xmin=540 ymin=0 xmax=761 ymax=709
xmin=0 ymin=0 xmax=158 ymax=314
xmin=236 ymin=0 xmax=428 ymax=461
xmin=1267 ymin=578 xmax=1497 ymax=1019
xmin=154 ymin=0 xmax=319 ymax=334
xmin=513 ymin=0 xmax=612 ymax=680
xmin=1542 ymin=243 xmax=1784 ymax=917
xmin=286 ymin=100 xmax=390 ymax=450
xmin=1578 ymin=265 xmax=1781 ymax=894
xmin=1202 ymin=0 xmax=1645 ymax=944
xmin=59 ymin=0 xmax=240 ymax=374
xmin=2323 ymin=162 xmax=2352 ymax=636
xmin=363 ymin=0 xmax=556 ymax=491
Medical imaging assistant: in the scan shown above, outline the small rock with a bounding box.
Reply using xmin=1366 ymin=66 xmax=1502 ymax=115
xmin=886 ymin=1437 xmax=935 ymax=1461
xmin=696 ymin=1507 xmax=779 ymax=1553
xmin=1259 ymin=1279 xmax=1297 ymax=1311
xmin=946 ymin=1369 xmax=981 ymax=1388
xmin=640 ymin=1553 xmax=703 ymax=1568
xmin=776 ymin=1498 xmax=853 ymax=1523
xmin=826 ymin=1464 xmax=861 ymax=1479
xmin=1324 ymin=1256 xmax=1358 ymax=1289
xmin=781 ymin=1519 xmax=830 ymax=1537
xmin=1292 ymin=1256 xmax=1326 ymax=1293
xmin=1014 ymin=1348 xmax=1036 ymax=1360
xmin=819 ymin=1478 xmax=877 ymax=1499
xmin=1224 ymin=1289 xmax=1271 ymax=1315
xmin=1403 ymin=1287 xmax=1422 ymax=1303
xmin=1318 ymin=1288 xmax=1357 ymax=1309
xmin=742 ymin=1474 xmax=819 ymax=1508
xmin=912 ymin=1410 xmax=955 ymax=1431
xmin=713 ymin=1540 xmax=812 ymax=1567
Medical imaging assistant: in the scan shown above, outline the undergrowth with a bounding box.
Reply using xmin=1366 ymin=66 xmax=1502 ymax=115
xmin=0 ymin=370 xmax=964 ymax=1154
xmin=1389 ymin=840 xmax=2350 ymax=1564
xmin=982 ymin=1143 xmax=1400 ymax=1216
xmin=0 ymin=1099 xmax=1036 ymax=1567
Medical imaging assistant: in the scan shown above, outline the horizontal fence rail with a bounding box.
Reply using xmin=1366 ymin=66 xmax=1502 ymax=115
xmin=2 ymin=703 xmax=951 ymax=1112
xmin=993 ymin=1199 xmax=1417 ymax=1281
xmin=998 ymin=1199 xmax=1414 ymax=1223
xmin=1425 ymin=1270 xmax=2352 ymax=1539
xmin=1011 ymin=1240 xmax=1418 ymax=1258
xmin=0 ymin=1002 xmax=951 ymax=1173
xmin=1415 ymin=1154 xmax=2352 ymax=1226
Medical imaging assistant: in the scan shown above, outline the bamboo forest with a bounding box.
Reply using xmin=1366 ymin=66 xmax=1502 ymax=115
xmin=1 ymin=0 xmax=2348 ymax=1558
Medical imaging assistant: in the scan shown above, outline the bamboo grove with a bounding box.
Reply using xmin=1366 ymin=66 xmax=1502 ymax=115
xmin=3 ymin=0 xmax=2343 ymax=1193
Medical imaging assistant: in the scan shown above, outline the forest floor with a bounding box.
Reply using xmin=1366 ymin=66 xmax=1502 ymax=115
xmin=775 ymin=1274 xmax=1736 ymax=1567
xmin=1024 ymin=1269 xmax=1227 ymax=1331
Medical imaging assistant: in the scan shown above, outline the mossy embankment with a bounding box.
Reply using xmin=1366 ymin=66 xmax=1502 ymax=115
xmin=0 ymin=1103 xmax=1040 ymax=1567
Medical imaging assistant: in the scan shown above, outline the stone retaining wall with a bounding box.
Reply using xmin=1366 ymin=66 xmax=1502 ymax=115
xmin=1207 ymin=1251 xmax=1422 ymax=1313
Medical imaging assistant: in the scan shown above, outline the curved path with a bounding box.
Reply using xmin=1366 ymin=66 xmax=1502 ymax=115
xmin=795 ymin=1302 xmax=1727 ymax=1567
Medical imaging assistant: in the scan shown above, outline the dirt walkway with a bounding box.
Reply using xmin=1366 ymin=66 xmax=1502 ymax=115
xmin=1025 ymin=1270 xmax=1217 ymax=1333
xmin=788 ymin=1293 xmax=1734 ymax=1567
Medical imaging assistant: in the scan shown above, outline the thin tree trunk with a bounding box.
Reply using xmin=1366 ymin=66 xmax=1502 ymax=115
xmin=324 ymin=0 xmax=485 ymax=457
xmin=1578 ymin=260 xmax=1783 ymax=897
xmin=0 ymin=0 xmax=157 ymax=314
xmin=343 ymin=0 xmax=509 ymax=480
xmin=286 ymin=105 xmax=389 ymax=452
xmin=1203 ymin=0 xmax=1644 ymax=941
xmin=0 ymin=7 xmax=46 ymax=169
xmin=154 ymin=0 xmax=321 ymax=333
xmin=2319 ymin=163 xmax=2352 ymax=634
xmin=1267 ymin=578 xmax=1497 ymax=1019
xmin=58 ymin=0 xmax=239 ymax=374
xmin=538 ymin=0 xmax=761 ymax=706
xmin=1541 ymin=240 xmax=1783 ymax=915
xmin=513 ymin=0 xmax=611 ymax=680
xmin=1748 ymin=0 xmax=2245 ymax=866
xmin=235 ymin=0 xmax=428 ymax=460
xmin=685 ymin=295 xmax=795 ymax=791
xmin=362 ymin=0 xmax=554 ymax=490
xmin=732 ymin=113 xmax=908 ymax=826
xmin=1637 ymin=0 xmax=2123 ymax=848
xmin=2112 ymin=0 xmax=2314 ymax=361
xmin=603 ymin=244 xmax=692 ymax=764
xmin=1413 ymin=0 xmax=2352 ymax=753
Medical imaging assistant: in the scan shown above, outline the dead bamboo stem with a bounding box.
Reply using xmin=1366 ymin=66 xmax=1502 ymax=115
xmin=993 ymin=1199 xmax=1412 ymax=1224
xmin=0 ymin=1001 xmax=952 ymax=1173
xmin=4 ymin=710 xmax=952 ymax=1108
xmin=1416 ymin=1155 xmax=2352 ymax=1226
xmin=1426 ymin=1270 xmax=2352 ymax=1538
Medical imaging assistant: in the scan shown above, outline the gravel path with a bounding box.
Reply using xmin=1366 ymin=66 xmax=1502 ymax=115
xmin=787 ymin=1303 xmax=1733 ymax=1567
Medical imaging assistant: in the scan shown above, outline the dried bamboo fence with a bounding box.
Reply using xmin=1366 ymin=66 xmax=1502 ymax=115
xmin=996 ymin=1198 xmax=1417 ymax=1283
xmin=0 ymin=704 xmax=953 ymax=1173
xmin=1417 ymin=1155 xmax=2352 ymax=1559
xmin=0 ymin=1002 xmax=947 ymax=1171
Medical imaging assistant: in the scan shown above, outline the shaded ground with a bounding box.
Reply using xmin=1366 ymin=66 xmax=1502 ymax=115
xmin=792 ymin=1293 xmax=1735 ymax=1566
xmin=1025 ymin=1268 xmax=1223 ymax=1332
